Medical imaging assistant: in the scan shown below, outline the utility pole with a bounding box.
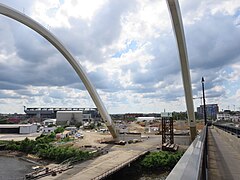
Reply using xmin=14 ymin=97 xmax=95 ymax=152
xmin=201 ymin=77 xmax=207 ymax=125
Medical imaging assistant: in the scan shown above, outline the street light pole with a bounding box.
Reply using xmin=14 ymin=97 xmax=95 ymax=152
xmin=201 ymin=77 xmax=207 ymax=125
xmin=201 ymin=77 xmax=208 ymax=177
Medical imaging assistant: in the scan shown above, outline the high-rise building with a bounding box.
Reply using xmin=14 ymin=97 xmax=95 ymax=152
xmin=197 ymin=104 xmax=219 ymax=120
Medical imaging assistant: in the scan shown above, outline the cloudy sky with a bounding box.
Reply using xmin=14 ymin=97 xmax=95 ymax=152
xmin=0 ymin=0 xmax=240 ymax=114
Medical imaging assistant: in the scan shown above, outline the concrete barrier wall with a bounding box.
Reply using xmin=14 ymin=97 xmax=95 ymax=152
xmin=214 ymin=127 xmax=240 ymax=153
xmin=119 ymin=133 xmax=141 ymax=141
xmin=174 ymin=136 xmax=191 ymax=145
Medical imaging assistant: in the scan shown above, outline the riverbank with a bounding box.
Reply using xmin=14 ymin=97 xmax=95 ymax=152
xmin=0 ymin=150 xmax=50 ymax=166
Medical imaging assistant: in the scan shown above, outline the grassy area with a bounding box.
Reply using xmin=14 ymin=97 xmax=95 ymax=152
xmin=140 ymin=151 xmax=184 ymax=171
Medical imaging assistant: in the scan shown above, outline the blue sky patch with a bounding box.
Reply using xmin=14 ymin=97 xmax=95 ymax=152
xmin=112 ymin=40 xmax=137 ymax=58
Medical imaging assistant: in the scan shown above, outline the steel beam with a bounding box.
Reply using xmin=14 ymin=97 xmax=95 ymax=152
xmin=166 ymin=0 xmax=197 ymax=142
xmin=0 ymin=3 xmax=118 ymax=139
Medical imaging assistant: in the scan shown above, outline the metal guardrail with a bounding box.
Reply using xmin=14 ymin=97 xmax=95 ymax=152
xmin=92 ymin=151 xmax=149 ymax=180
xmin=214 ymin=124 xmax=240 ymax=137
xmin=166 ymin=126 xmax=208 ymax=180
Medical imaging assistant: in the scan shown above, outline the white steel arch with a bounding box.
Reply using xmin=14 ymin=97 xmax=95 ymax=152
xmin=166 ymin=0 xmax=197 ymax=141
xmin=0 ymin=3 xmax=118 ymax=139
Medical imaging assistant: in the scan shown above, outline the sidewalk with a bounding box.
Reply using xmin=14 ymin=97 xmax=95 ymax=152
xmin=208 ymin=128 xmax=240 ymax=180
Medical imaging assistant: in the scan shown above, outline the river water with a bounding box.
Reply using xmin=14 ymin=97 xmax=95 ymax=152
xmin=0 ymin=156 xmax=34 ymax=180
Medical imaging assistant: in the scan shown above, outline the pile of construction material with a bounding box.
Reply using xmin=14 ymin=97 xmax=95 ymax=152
xmin=162 ymin=143 xmax=178 ymax=152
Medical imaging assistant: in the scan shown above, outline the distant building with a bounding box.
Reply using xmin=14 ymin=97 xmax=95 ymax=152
xmin=136 ymin=117 xmax=159 ymax=122
xmin=41 ymin=126 xmax=56 ymax=134
xmin=217 ymin=112 xmax=230 ymax=121
xmin=124 ymin=113 xmax=143 ymax=120
xmin=217 ymin=111 xmax=240 ymax=122
xmin=0 ymin=113 xmax=27 ymax=124
xmin=197 ymin=104 xmax=219 ymax=120
xmin=230 ymin=114 xmax=240 ymax=122
xmin=43 ymin=119 xmax=56 ymax=126
xmin=111 ymin=114 xmax=124 ymax=120
xmin=146 ymin=113 xmax=161 ymax=117
xmin=0 ymin=124 xmax=37 ymax=134
xmin=24 ymin=107 xmax=100 ymax=121
xmin=56 ymin=111 xmax=93 ymax=126
xmin=7 ymin=117 xmax=21 ymax=124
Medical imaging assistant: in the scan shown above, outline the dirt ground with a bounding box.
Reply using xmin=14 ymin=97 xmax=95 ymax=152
xmin=127 ymin=121 xmax=205 ymax=133
xmin=71 ymin=131 xmax=112 ymax=149
xmin=173 ymin=121 xmax=205 ymax=130
xmin=127 ymin=122 xmax=145 ymax=133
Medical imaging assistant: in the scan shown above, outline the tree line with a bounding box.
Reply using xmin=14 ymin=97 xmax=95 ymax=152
xmin=0 ymin=132 xmax=91 ymax=163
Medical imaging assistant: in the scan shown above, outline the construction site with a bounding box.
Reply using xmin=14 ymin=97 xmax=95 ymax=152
xmin=0 ymin=117 xmax=206 ymax=179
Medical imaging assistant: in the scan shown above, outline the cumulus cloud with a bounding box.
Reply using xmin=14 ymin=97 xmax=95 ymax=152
xmin=0 ymin=0 xmax=240 ymax=113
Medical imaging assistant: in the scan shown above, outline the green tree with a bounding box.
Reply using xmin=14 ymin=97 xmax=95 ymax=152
xmin=54 ymin=127 xmax=64 ymax=134
xmin=3 ymin=134 xmax=92 ymax=163
xmin=75 ymin=122 xmax=83 ymax=129
xmin=19 ymin=138 xmax=36 ymax=153
xmin=141 ymin=151 xmax=183 ymax=171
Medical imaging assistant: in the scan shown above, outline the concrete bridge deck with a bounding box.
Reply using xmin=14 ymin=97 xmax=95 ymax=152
xmin=42 ymin=149 xmax=146 ymax=180
xmin=208 ymin=127 xmax=240 ymax=180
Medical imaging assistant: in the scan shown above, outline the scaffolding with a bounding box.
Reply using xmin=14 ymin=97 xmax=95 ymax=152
xmin=162 ymin=116 xmax=174 ymax=145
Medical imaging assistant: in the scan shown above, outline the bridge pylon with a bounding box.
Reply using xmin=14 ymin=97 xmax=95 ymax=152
xmin=166 ymin=0 xmax=197 ymax=142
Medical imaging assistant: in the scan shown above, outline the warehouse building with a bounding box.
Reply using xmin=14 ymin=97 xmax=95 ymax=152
xmin=56 ymin=111 xmax=92 ymax=125
xmin=0 ymin=124 xmax=37 ymax=134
